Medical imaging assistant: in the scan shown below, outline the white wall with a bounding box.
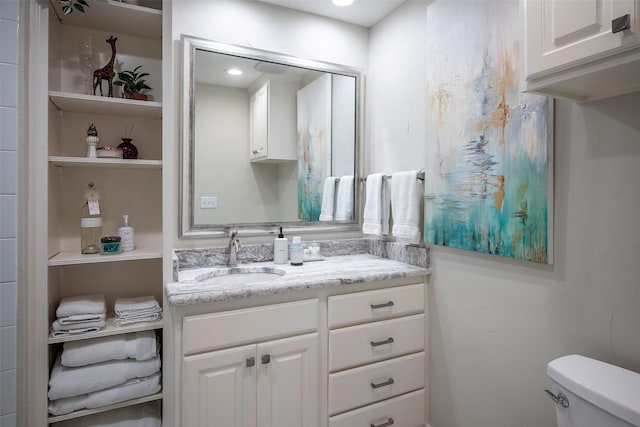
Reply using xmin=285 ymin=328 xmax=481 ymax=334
xmin=0 ymin=0 xmax=18 ymax=425
xmin=369 ymin=2 xmax=640 ymax=427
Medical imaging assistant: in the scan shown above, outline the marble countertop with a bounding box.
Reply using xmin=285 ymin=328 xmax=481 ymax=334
xmin=166 ymin=254 xmax=428 ymax=306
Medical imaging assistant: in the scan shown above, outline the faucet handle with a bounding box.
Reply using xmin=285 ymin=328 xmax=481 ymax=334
xmin=230 ymin=229 xmax=238 ymax=239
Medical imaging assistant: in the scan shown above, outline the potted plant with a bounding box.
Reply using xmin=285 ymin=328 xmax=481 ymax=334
xmin=57 ymin=0 xmax=90 ymax=14
xmin=113 ymin=66 xmax=152 ymax=101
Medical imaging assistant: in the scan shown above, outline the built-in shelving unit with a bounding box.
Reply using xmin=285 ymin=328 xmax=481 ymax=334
xmin=28 ymin=0 xmax=166 ymax=424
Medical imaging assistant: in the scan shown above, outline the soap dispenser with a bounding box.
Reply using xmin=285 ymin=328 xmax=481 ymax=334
xmin=274 ymin=227 xmax=288 ymax=264
xmin=117 ymin=214 xmax=135 ymax=252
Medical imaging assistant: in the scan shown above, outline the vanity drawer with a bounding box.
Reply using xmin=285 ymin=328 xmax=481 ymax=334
xmin=329 ymin=314 xmax=425 ymax=371
xmin=329 ymin=388 xmax=425 ymax=427
xmin=183 ymin=299 xmax=318 ymax=355
xmin=328 ymin=283 xmax=424 ymax=328
xmin=329 ymin=351 xmax=425 ymax=415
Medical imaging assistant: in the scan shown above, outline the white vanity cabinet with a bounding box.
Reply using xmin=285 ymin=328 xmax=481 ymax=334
xmin=249 ymin=80 xmax=298 ymax=162
xmin=327 ymin=283 xmax=426 ymax=426
xmin=523 ymin=0 xmax=640 ymax=101
xmin=181 ymin=300 xmax=320 ymax=427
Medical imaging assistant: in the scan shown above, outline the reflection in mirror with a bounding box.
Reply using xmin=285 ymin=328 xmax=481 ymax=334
xmin=181 ymin=36 xmax=362 ymax=238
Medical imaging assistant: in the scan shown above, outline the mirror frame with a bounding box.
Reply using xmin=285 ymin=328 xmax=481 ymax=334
xmin=180 ymin=35 xmax=364 ymax=239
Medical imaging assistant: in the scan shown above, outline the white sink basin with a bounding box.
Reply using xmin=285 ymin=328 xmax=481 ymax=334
xmin=195 ymin=266 xmax=286 ymax=286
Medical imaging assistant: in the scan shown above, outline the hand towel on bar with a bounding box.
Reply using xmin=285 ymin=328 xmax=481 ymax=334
xmin=391 ymin=170 xmax=421 ymax=244
xmin=52 ymin=401 xmax=161 ymax=426
xmin=61 ymin=330 xmax=158 ymax=367
xmin=114 ymin=296 xmax=161 ymax=316
xmin=335 ymin=175 xmax=354 ymax=220
xmin=48 ymin=353 xmax=161 ymax=400
xmin=319 ymin=176 xmax=337 ymax=221
xmin=362 ymin=173 xmax=390 ymax=236
xmin=48 ymin=373 xmax=161 ymax=416
xmin=56 ymin=294 xmax=106 ymax=318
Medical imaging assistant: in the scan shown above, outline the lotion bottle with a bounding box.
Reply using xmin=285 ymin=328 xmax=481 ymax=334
xmin=274 ymin=227 xmax=288 ymax=264
xmin=290 ymin=236 xmax=304 ymax=266
xmin=117 ymin=214 xmax=135 ymax=252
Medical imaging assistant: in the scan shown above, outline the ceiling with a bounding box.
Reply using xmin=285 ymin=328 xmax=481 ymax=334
xmin=257 ymin=0 xmax=408 ymax=27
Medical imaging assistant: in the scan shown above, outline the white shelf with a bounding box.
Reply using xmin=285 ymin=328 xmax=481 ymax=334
xmin=48 ymin=316 xmax=163 ymax=344
xmin=47 ymin=392 xmax=163 ymax=424
xmin=48 ymin=248 xmax=162 ymax=266
xmin=50 ymin=0 xmax=162 ymax=40
xmin=49 ymin=91 xmax=162 ymax=119
xmin=49 ymin=156 xmax=162 ymax=169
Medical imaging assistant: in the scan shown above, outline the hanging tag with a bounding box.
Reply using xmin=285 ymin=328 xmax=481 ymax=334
xmin=88 ymin=200 xmax=100 ymax=215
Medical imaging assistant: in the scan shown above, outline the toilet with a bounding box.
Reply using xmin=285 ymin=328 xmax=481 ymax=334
xmin=546 ymin=354 xmax=640 ymax=427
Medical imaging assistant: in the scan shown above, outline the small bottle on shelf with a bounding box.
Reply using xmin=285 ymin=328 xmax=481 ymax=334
xmin=117 ymin=214 xmax=135 ymax=252
xmin=80 ymin=182 xmax=102 ymax=254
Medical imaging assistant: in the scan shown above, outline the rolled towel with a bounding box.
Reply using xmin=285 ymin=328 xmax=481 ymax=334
xmin=48 ymin=353 xmax=161 ymax=400
xmin=56 ymin=294 xmax=106 ymax=318
xmin=52 ymin=401 xmax=161 ymax=426
xmin=48 ymin=373 xmax=161 ymax=416
xmin=115 ymin=296 xmax=161 ymax=316
xmin=61 ymin=330 xmax=158 ymax=367
xmin=318 ymin=176 xmax=337 ymax=221
xmin=52 ymin=315 xmax=106 ymax=333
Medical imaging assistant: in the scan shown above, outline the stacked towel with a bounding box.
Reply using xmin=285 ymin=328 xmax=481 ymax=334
xmin=114 ymin=296 xmax=162 ymax=326
xmin=61 ymin=330 xmax=158 ymax=367
xmin=335 ymin=175 xmax=354 ymax=220
xmin=48 ymin=373 xmax=161 ymax=416
xmin=319 ymin=176 xmax=337 ymax=221
xmin=53 ymin=401 xmax=161 ymax=426
xmin=390 ymin=170 xmax=421 ymax=244
xmin=48 ymin=353 xmax=161 ymax=401
xmin=52 ymin=295 xmax=106 ymax=337
xmin=362 ymin=173 xmax=390 ymax=236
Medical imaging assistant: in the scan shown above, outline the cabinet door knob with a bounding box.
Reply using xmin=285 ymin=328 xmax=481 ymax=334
xmin=246 ymin=357 xmax=255 ymax=367
xmin=370 ymin=301 xmax=394 ymax=310
xmin=370 ymin=337 xmax=394 ymax=347
xmin=371 ymin=418 xmax=394 ymax=427
xmin=261 ymin=354 xmax=271 ymax=364
xmin=612 ymin=14 xmax=631 ymax=33
xmin=370 ymin=378 xmax=395 ymax=389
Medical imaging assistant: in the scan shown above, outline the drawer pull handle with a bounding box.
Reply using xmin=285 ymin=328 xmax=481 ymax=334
xmin=370 ymin=301 xmax=394 ymax=309
xmin=370 ymin=337 xmax=394 ymax=347
xmin=261 ymin=354 xmax=270 ymax=364
xmin=371 ymin=418 xmax=394 ymax=427
xmin=246 ymin=357 xmax=255 ymax=367
xmin=371 ymin=378 xmax=395 ymax=389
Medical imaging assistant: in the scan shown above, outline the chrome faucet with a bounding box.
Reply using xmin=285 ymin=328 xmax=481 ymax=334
xmin=227 ymin=230 xmax=241 ymax=267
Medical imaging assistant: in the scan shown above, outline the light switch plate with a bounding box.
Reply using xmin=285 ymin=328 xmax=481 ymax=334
xmin=200 ymin=196 xmax=217 ymax=209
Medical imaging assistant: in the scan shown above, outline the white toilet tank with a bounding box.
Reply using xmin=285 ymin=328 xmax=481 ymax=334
xmin=547 ymin=355 xmax=640 ymax=427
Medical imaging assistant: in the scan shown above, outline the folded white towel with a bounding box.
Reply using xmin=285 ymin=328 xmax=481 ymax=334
xmin=362 ymin=173 xmax=390 ymax=236
xmin=61 ymin=330 xmax=158 ymax=367
xmin=48 ymin=373 xmax=161 ymax=416
xmin=57 ymin=312 xmax=106 ymax=325
xmin=391 ymin=170 xmax=421 ymax=244
xmin=115 ymin=312 xmax=162 ymax=327
xmin=52 ymin=315 xmax=106 ymax=333
xmin=56 ymin=294 xmax=106 ymax=318
xmin=48 ymin=353 xmax=161 ymax=400
xmin=51 ymin=326 xmax=103 ymax=338
xmin=335 ymin=175 xmax=354 ymax=221
xmin=115 ymin=296 xmax=161 ymax=316
xmin=52 ymin=401 xmax=161 ymax=426
xmin=319 ymin=176 xmax=337 ymax=221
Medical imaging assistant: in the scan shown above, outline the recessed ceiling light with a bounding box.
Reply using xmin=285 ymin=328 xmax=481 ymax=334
xmin=332 ymin=0 xmax=354 ymax=6
xmin=226 ymin=68 xmax=243 ymax=76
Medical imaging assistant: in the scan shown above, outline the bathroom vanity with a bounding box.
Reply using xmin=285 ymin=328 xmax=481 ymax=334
xmin=165 ymin=253 xmax=429 ymax=427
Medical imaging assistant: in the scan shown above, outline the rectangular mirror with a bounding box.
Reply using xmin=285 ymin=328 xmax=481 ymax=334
xmin=180 ymin=36 xmax=363 ymax=238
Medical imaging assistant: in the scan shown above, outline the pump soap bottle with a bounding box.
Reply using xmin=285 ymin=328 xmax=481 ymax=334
xmin=274 ymin=227 xmax=288 ymax=264
xmin=117 ymin=214 xmax=135 ymax=252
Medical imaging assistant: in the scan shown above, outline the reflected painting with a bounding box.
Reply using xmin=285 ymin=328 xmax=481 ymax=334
xmin=424 ymin=0 xmax=553 ymax=263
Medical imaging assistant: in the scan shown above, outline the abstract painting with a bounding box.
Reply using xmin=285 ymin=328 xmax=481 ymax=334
xmin=297 ymin=74 xmax=332 ymax=221
xmin=424 ymin=0 xmax=553 ymax=263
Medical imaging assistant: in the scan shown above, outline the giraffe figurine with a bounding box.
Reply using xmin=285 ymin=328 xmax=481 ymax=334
xmin=92 ymin=36 xmax=118 ymax=97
